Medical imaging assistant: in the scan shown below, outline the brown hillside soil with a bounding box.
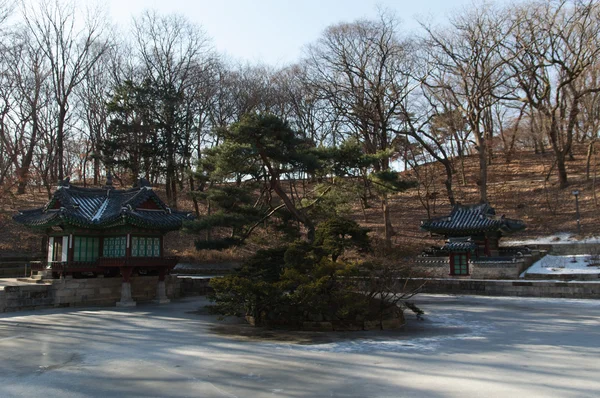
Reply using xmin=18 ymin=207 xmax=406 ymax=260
xmin=2 ymin=146 xmax=598 ymax=261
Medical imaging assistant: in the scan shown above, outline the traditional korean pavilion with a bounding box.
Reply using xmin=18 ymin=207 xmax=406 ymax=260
xmin=420 ymin=203 xmax=526 ymax=276
xmin=13 ymin=176 xmax=193 ymax=306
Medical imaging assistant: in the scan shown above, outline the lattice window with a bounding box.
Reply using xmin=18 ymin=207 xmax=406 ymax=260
xmin=132 ymin=236 xmax=161 ymax=257
xmin=451 ymin=253 xmax=469 ymax=275
xmin=103 ymin=236 xmax=127 ymax=258
xmin=74 ymin=237 xmax=100 ymax=262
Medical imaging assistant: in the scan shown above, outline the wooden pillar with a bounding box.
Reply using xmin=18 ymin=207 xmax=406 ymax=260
xmin=68 ymin=234 xmax=74 ymax=265
xmin=158 ymin=267 xmax=167 ymax=282
xmin=488 ymin=233 xmax=500 ymax=257
xmin=126 ymin=233 xmax=132 ymax=257
xmin=38 ymin=236 xmax=54 ymax=279
xmin=155 ymin=267 xmax=170 ymax=304
xmin=120 ymin=266 xmax=133 ymax=283
xmin=99 ymin=236 xmax=104 ymax=259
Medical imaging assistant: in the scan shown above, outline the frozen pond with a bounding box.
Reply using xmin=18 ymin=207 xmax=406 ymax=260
xmin=0 ymin=294 xmax=599 ymax=397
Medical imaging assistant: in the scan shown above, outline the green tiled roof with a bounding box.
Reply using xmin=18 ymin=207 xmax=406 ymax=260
xmin=421 ymin=203 xmax=525 ymax=236
xmin=13 ymin=180 xmax=193 ymax=231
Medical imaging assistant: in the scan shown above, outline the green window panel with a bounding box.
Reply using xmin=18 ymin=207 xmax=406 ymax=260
xmin=452 ymin=253 xmax=469 ymax=275
xmin=132 ymin=236 xmax=161 ymax=257
xmin=73 ymin=237 xmax=100 ymax=262
xmin=103 ymin=236 xmax=127 ymax=258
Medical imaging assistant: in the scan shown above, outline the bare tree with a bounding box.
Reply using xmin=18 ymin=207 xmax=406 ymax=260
xmin=495 ymin=102 xmax=527 ymax=164
xmin=405 ymin=145 xmax=439 ymax=219
xmin=0 ymin=27 xmax=52 ymax=194
xmin=22 ymin=0 xmax=111 ymax=181
xmin=577 ymin=55 xmax=600 ymax=179
xmin=75 ymin=47 xmax=116 ymax=186
xmin=421 ymin=3 xmax=513 ymax=203
xmin=504 ymin=0 xmax=600 ymax=188
xmin=132 ymin=10 xmax=212 ymax=207
xmin=277 ymin=63 xmax=341 ymax=148
xmin=305 ymin=12 xmax=419 ymax=248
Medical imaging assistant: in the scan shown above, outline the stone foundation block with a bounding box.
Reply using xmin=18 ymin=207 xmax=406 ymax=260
xmin=116 ymin=282 xmax=136 ymax=307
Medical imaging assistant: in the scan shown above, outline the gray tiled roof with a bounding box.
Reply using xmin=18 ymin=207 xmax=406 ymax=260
xmin=420 ymin=203 xmax=525 ymax=236
xmin=14 ymin=183 xmax=193 ymax=231
xmin=442 ymin=241 xmax=477 ymax=251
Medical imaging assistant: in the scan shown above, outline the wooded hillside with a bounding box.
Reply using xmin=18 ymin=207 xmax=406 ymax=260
xmin=1 ymin=0 xmax=599 ymax=260
xmin=3 ymin=145 xmax=599 ymax=261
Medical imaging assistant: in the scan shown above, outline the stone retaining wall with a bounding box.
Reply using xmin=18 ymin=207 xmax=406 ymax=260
xmin=537 ymin=243 xmax=600 ymax=255
xmin=0 ymin=275 xmax=187 ymax=313
xmin=3 ymin=274 xmax=600 ymax=313
xmin=406 ymin=278 xmax=600 ymax=299
xmin=412 ymin=252 xmax=541 ymax=280
xmin=179 ymin=277 xmax=213 ymax=296
xmin=413 ymin=258 xmax=532 ymax=279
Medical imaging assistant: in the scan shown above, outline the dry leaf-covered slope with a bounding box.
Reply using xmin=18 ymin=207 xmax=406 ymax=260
xmin=2 ymin=146 xmax=598 ymax=261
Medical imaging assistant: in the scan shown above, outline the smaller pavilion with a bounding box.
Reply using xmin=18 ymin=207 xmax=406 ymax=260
xmin=420 ymin=203 xmax=526 ymax=276
xmin=13 ymin=176 xmax=193 ymax=306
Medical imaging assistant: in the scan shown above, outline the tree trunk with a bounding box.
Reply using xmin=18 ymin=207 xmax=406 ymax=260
xmin=165 ymin=125 xmax=178 ymax=209
xmin=190 ymin=175 xmax=200 ymax=217
xmin=170 ymin=176 xmax=178 ymax=209
xmin=16 ymin=167 xmax=28 ymax=195
xmin=586 ymin=140 xmax=595 ymax=181
xmin=478 ymin=138 xmax=488 ymax=203
xmin=57 ymin=106 xmax=66 ymax=181
xmin=82 ymin=155 xmax=88 ymax=187
xmin=93 ymin=156 xmax=100 ymax=186
xmin=16 ymin=114 xmax=39 ymax=194
xmin=382 ymin=195 xmax=393 ymax=250
xmin=593 ymin=159 xmax=598 ymax=207
xmin=442 ymin=160 xmax=456 ymax=206
xmin=557 ymin=152 xmax=568 ymax=189
xmin=273 ymin=177 xmax=315 ymax=242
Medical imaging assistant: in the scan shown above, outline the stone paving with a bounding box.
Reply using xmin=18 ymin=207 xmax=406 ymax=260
xmin=0 ymin=294 xmax=599 ymax=397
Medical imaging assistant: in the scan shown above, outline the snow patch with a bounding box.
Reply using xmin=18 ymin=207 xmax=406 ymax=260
xmin=506 ymin=233 xmax=600 ymax=246
xmin=91 ymin=198 xmax=109 ymax=222
xmin=521 ymin=254 xmax=600 ymax=277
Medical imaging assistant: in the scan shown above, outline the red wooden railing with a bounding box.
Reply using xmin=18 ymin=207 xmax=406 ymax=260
xmin=97 ymin=256 xmax=178 ymax=268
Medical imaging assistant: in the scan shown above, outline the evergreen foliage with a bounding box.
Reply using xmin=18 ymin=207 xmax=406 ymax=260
xmin=209 ymin=217 xmax=407 ymax=328
xmin=186 ymin=112 xmax=415 ymax=250
xmin=370 ymin=170 xmax=419 ymax=193
xmin=101 ymin=80 xmax=159 ymax=180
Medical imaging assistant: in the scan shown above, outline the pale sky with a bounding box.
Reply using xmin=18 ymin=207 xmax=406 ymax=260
xmin=103 ymin=0 xmax=496 ymax=66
